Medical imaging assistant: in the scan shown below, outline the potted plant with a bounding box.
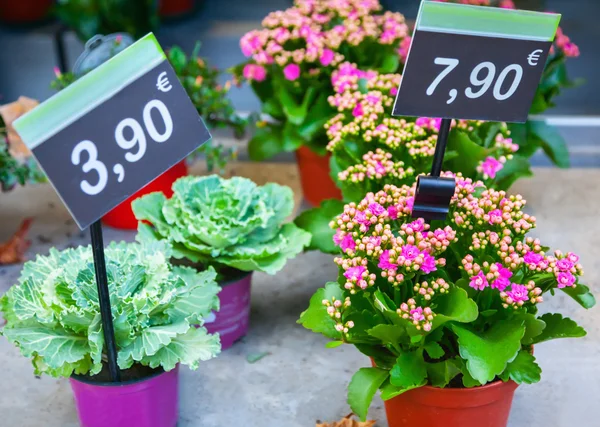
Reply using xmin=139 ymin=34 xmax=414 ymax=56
xmin=299 ymin=176 xmax=595 ymax=426
xmin=52 ymin=41 xmax=247 ymax=229
xmin=232 ymin=0 xmax=410 ymax=205
xmin=53 ymin=0 xmax=159 ymax=42
xmin=132 ymin=175 xmax=311 ymax=349
xmin=1 ymin=241 xmax=221 ymax=427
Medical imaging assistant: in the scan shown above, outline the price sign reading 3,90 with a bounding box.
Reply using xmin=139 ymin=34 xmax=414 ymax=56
xmin=393 ymin=1 xmax=561 ymax=123
xmin=14 ymin=34 xmax=211 ymax=229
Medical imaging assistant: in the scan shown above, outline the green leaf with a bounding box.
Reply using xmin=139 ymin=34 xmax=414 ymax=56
xmin=529 ymin=120 xmax=570 ymax=168
xmin=248 ymin=125 xmax=284 ymax=160
xmin=297 ymin=92 xmax=334 ymax=140
xmin=277 ymin=84 xmax=316 ymax=125
xmin=380 ymin=378 xmax=422 ymax=400
xmin=424 ymin=342 xmax=445 ymax=359
xmin=348 ymin=367 xmax=389 ymax=421
xmin=390 ymin=350 xmax=427 ymax=388
xmin=501 ymin=350 xmax=541 ymax=384
xmin=367 ymin=324 xmax=407 ymax=347
xmin=452 ymin=319 xmax=525 ymax=384
xmin=561 ymin=284 xmax=596 ymax=309
xmin=298 ymin=283 xmax=343 ymax=340
xmin=446 ymin=130 xmax=490 ymax=176
xmin=431 ymin=287 xmax=478 ymax=330
xmin=530 ymin=313 xmax=586 ymax=344
xmin=282 ymin=121 xmax=304 ymax=151
xmin=379 ymin=53 xmax=400 ymax=73
xmin=426 ymin=360 xmax=460 ymax=388
xmin=451 ymin=357 xmax=482 ymax=387
xmin=493 ymin=156 xmax=534 ymax=190
xmin=514 ymin=313 xmax=546 ymax=345
xmin=143 ymin=327 xmax=221 ymax=371
xmin=326 ymin=341 xmax=344 ymax=348
xmin=294 ymin=199 xmax=345 ymax=253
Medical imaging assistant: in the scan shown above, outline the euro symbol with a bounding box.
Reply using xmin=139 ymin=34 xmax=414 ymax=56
xmin=156 ymin=71 xmax=172 ymax=92
xmin=527 ymin=49 xmax=543 ymax=66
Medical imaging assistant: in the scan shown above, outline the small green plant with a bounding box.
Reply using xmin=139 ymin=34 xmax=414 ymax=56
xmin=1 ymin=241 xmax=221 ymax=378
xmin=299 ymin=176 xmax=594 ymax=421
xmin=133 ymin=175 xmax=311 ymax=276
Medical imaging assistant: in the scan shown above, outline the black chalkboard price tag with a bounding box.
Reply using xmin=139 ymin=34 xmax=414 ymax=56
xmin=393 ymin=1 xmax=561 ymax=123
xmin=14 ymin=33 xmax=211 ymax=230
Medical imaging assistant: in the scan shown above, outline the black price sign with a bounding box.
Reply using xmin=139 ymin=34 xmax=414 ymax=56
xmin=393 ymin=1 xmax=561 ymax=123
xmin=15 ymin=34 xmax=210 ymax=229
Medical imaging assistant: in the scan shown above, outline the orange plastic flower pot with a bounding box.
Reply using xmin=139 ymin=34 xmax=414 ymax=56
xmin=102 ymin=161 xmax=188 ymax=230
xmin=383 ymin=380 xmax=519 ymax=427
xmin=295 ymin=145 xmax=342 ymax=207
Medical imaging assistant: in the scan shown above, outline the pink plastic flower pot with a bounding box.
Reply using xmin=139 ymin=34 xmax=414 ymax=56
xmin=204 ymin=272 xmax=252 ymax=350
xmin=69 ymin=366 xmax=179 ymax=427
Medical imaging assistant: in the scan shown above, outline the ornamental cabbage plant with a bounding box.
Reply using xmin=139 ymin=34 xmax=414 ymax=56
xmin=299 ymin=176 xmax=595 ymax=421
xmin=0 ymin=242 xmax=221 ymax=378
xmin=132 ymin=175 xmax=311 ymax=276
xmin=232 ymin=0 xmax=410 ymax=160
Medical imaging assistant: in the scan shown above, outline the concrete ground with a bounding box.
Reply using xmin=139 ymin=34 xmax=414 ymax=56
xmin=0 ymin=163 xmax=598 ymax=427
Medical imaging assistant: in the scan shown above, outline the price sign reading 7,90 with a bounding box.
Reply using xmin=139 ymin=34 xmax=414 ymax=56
xmin=14 ymin=34 xmax=211 ymax=229
xmin=393 ymin=1 xmax=561 ymax=123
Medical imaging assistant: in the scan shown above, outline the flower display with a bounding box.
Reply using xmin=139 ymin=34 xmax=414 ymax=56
xmin=299 ymin=176 xmax=594 ymax=421
xmin=132 ymin=175 xmax=311 ymax=276
xmin=233 ymin=0 xmax=409 ymax=160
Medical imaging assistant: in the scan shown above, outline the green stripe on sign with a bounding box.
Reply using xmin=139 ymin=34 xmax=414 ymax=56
xmin=417 ymin=1 xmax=560 ymax=41
xmin=14 ymin=33 xmax=166 ymax=150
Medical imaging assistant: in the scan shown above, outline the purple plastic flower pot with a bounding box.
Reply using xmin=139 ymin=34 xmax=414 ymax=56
xmin=204 ymin=271 xmax=252 ymax=349
xmin=69 ymin=365 xmax=179 ymax=427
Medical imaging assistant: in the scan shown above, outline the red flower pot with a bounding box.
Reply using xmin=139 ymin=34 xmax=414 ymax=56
xmin=383 ymin=380 xmax=519 ymax=427
xmin=295 ymin=145 xmax=342 ymax=207
xmin=159 ymin=0 xmax=195 ymax=18
xmin=0 ymin=0 xmax=53 ymax=23
xmin=102 ymin=161 xmax=188 ymax=230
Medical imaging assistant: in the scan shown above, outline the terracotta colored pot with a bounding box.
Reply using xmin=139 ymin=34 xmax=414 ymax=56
xmin=159 ymin=0 xmax=195 ymax=18
xmin=383 ymin=380 xmax=518 ymax=427
xmin=102 ymin=161 xmax=188 ymax=230
xmin=295 ymin=145 xmax=342 ymax=207
xmin=0 ymin=0 xmax=53 ymax=23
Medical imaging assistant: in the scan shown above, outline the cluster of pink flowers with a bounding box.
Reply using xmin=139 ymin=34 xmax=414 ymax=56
xmin=476 ymin=132 xmax=519 ymax=180
xmin=322 ymin=295 xmax=355 ymax=335
xmin=238 ymin=0 xmax=408 ymax=83
xmin=338 ymin=149 xmax=415 ymax=183
xmin=330 ymin=176 xmax=586 ymax=330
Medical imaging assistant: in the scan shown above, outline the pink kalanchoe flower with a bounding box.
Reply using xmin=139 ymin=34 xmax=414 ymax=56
xmin=283 ymin=63 xmax=301 ymax=81
xmin=378 ymin=250 xmax=397 ymax=271
xmin=334 ymin=230 xmax=356 ymax=252
xmin=401 ymin=244 xmax=420 ymax=260
xmin=368 ymin=202 xmax=386 ymax=216
xmin=408 ymin=218 xmax=425 ymax=233
xmin=506 ymin=284 xmax=529 ymax=303
xmin=557 ymin=272 xmax=576 ymax=288
xmin=492 ymin=277 xmax=511 ymax=291
xmin=243 ymin=64 xmax=267 ymax=82
xmin=387 ymin=205 xmax=399 ymax=220
xmin=390 ymin=87 xmax=398 ymax=96
xmin=415 ymin=117 xmax=429 ymax=127
xmin=320 ymin=49 xmax=335 ymax=66
xmin=369 ymin=236 xmax=382 ymax=247
xmin=556 ymin=259 xmax=574 ymax=272
xmin=354 ymin=210 xmax=370 ymax=226
xmin=567 ymin=252 xmax=580 ymax=263
xmin=432 ymin=118 xmax=442 ymax=131
xmin=344 ymin=265 xmax=366 ymax=281
xmin=524 ymin=251 xmax=544 ymax=266
xmin=410 ymin=307 xmax=425 ymax=322
xmin=405 ymin=196 xmax=414 ymax=211
xmin=469 ymin=271 xmax=489 ymax=291
xmin=481 ymin=157 xmax=503 ymax=179
xmin=488 ymin=209 xmax=503 ymax=225
xmin=495 ymin=263 xmax=513 ymax=279
xmin=421 ymin=253 xmax=437 ymax=274
xmin=53 ymin=66 xmax=62 ymax=78
xmin=352 ymin=103 xmax=364 ymax=117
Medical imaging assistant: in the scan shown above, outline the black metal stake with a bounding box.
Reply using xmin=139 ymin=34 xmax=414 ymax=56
xmin=90 ymin=220 xmax=121 ymax=382
xmin=430 ymin=118 xmax=452 ymax=177
xmin=54 ymin=25 xmax=69 ymax=73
